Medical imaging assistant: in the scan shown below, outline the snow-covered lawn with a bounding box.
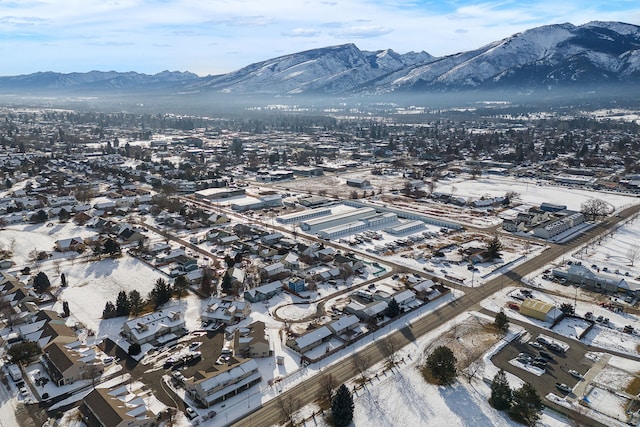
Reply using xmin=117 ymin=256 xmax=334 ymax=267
xmin=292 ymin=312 xmax=570 ymax=427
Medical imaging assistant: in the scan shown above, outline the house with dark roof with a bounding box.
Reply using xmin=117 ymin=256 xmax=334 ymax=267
xmin=81 ymin=386 xmax=156 ymax=427
xmin=41 ymin=341 xmax=104 ymax=386
xmin=233 ymin=321 xmax=271 ymax=358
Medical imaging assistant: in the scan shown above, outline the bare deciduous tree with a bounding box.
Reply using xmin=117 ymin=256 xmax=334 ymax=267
xmin=380 ymin=336 xmax=399 ymax=366
xmin=581 ymin=198 xmax=610 ymax=219
xmin=352 ymin=352 xmax=369 ymax=381
xmin=276 ymin=394 xmax=300 ymax=426
xmin=319 ymin=372 xmax=337 ymax=404
xmin=627 ymin=246 xmax=640 ymax=267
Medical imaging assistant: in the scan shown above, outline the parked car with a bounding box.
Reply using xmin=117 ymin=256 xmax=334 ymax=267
xmin=568 ymin=370 xmax=583 ymax=380
xmin=189 ymin=341 xmax=202 ymax=351
xmin=185 ymin=407 xmax=198 ymax=420
xmin=539 ymin=350 xmax=554 ymax=360
xmin=555 ymin=383 xmax=572 ymax=393
xmin=19 ymin=387 xmax=29 ymax=398
xmin=532 ymin=361 xmax=547 ymax=370
xmin=536 ymin=337 xmax=550 ymax=346
xmin=529 ymin=341 xmax=543 ymax=350
xmin=547 ymin=343 xmax=564 ymax=353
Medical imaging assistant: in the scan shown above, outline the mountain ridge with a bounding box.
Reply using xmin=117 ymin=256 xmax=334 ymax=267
xmin=1 ymin=21 xmax=638 ymax=96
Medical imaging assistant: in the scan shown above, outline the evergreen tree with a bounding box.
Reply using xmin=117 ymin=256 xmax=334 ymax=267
xmin=7 ymin=341 xmax=40 ymax=364
xmin=486 ymin=235 xmax=503 ymax=259
xmin=102 ymin=301 xmax=116 ymax=319
xmin=508 ymin=382 xmax=543 ymax=427
xmin=385 ymin=298 xmax=400 ymax=318
xmin=221 ymin=270 xmax=233 ymax=294
xmin=559 ymin=302 xmax=575 ymax=315
xmin=494 ymin=311 xmax=509 ymax=332
xmin=115 ymin=290 xmax=130 ymax=316
xmin=33 ymin=271 xmax=51 ymax=292
xmin=489 ymin=369 xmax=512 ymax=410
xmin=58 ymin=208 xmax=71 ymax=222
xmin=148 ymin=278 xmax=171 ymax=309
xmin=426 ymin=345 xmax=457 ymax=385
xmin=200 ymin=267 xmax=214 ymax=295
xmin=128 ymin=290 xmax=144 ymax=316
xmin=331 ymin=384 xmax=354 ymax=427
xmin=62 ymin=301 xmax=70 ymax=317
xmin=173 ymin=275 xmax=189 ymax=299
xmin=103 ymin=238 xmax=121 ymax=255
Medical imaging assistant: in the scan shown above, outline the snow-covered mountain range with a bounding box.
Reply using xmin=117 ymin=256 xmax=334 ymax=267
xmin=1 ymin=21 xmax=638 ymax=96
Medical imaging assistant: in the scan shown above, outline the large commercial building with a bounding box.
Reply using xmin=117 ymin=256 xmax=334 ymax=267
xmin=300 ymin=207 xmax=376 ymax=233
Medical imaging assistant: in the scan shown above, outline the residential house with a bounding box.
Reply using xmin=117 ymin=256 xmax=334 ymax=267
xmin=244 ymin=281 xmax=283 ymax=303
xmin=326 ymin=315 xmax=359 ymax=337
xmin=287 ymin=277 xmax=306 ymax=293
xmin=345 ymin=299 xmax=388 ymax=321
xmin=346 ymin=178 xmax=371 ymax=188
xmin=185 ymin=357 xmax=261 ymax=407
xmin=122 ymin=309 xmax=185 ymax=346
xmin=286 ymin=325 xmax=332 ymax=353
xmin=233 ymin=321 xmax=271 ymax=358
xmin=41 ymin=341 xmax=104 ymax=386
xmin=201 ymin=298 xmax=251 ymax=326
xmin=54 ymin=237 xmax=86 ymax=252
xmin=390 ymin=289 xmax=417 ymax=310
xmin=260 ymin=261 xmax=286 ymax=279
xmin=81 ymin=386 xmax=157 ymax=427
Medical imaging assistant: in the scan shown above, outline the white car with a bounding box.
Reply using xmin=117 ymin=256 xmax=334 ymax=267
xmin=185 ymin=407 xmax=198 ymax=420
xmin=19 ymin=387 xmax=29 ymax=398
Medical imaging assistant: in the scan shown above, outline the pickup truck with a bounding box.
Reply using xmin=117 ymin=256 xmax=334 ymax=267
xmin=555 ymin=383 xmax=572 ymax=393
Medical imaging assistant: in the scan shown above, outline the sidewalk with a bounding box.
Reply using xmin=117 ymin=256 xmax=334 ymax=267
xmin=568 ymin=353 xmax=611 ymax=402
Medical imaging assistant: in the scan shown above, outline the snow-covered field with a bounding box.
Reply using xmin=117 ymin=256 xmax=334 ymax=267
xmin=292 ymin=312 xmax=570 ymax=427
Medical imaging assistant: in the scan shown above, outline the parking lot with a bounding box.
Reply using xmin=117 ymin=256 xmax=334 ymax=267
xmin=491 ymin=322 xmax=595 ymax=398
xmin=100 ymin=328 xmax=225 ymax=411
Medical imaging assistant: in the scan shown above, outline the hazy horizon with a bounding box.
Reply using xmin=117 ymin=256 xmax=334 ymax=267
xmin=1 ymin=1 xmax=639 ymax=77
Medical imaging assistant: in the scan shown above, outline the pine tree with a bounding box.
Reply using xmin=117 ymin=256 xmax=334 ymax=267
xmin=102 ymin=301 xmax=116 ymax=319
xmin=331 ymin=384 xmax=354 ymax=427
xmin=486 ymin=236 xmax=503 ymax=259
xmin=173 ymin=275 xmax=188 ymax=299
xmin=426 ymin=345 xmax=457 ymax=385
xmin=62 ymin=301 xmax=70 ymax=317
xmin=148 ymin=278 xmax=171 ymax=309
xmin=508 ymin=382 xmax=543 ymax=426
xmin=221 ymin=270 xmax=233 ymax=294
xmin=128 ymin=290 xmax=144 ymax=316
xmin=494 ymin=311 xmax=509 ymax=332
xmin=200 ymin=267 xmax=214 ymax=295
xmin=33 ymin=271 xmax=51 ymax=292
xmin=489 ymin=369 xmax=512 ymax=410
xmin=115 ymin=290 xmax=130 ymax=316
xmin=385 ymin=298 xmax=400 ymax=318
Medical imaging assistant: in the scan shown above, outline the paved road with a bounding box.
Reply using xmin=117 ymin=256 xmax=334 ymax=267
xmin=230 ymin=203 xmax=640 ymax=427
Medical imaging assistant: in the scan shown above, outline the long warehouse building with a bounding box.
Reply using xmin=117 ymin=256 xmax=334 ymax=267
xmin=300 ymin=207 xmax=376 ymax=233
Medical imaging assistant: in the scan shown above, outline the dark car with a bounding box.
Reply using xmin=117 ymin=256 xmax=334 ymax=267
xmin=532 ymin=360 xmax=547 ymax=370
xmin=539 ymin=350 xmax=554 ymax=360
xmin=536 ymin=336 xmax=550 ymax=346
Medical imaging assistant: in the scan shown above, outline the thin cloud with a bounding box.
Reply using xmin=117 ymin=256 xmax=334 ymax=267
xmin=282 ymin=27 xmax=320 ymax=37
xmin=333 ymin=25 xmax=393 ymax=39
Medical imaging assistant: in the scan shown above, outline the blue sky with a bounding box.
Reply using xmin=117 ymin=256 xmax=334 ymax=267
xmin=1 ymin=0 xmax=638 ymax=76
